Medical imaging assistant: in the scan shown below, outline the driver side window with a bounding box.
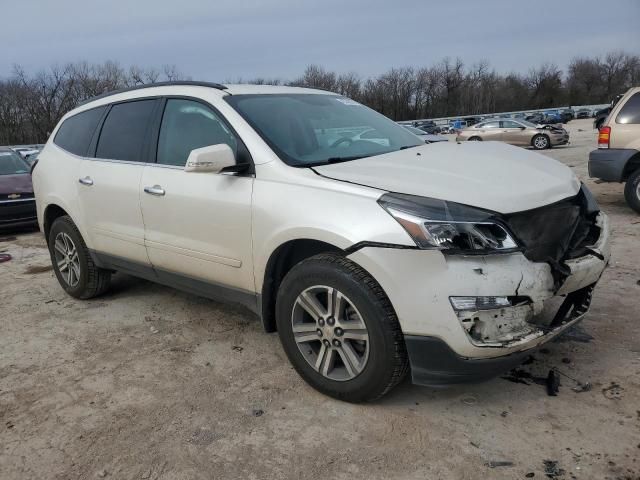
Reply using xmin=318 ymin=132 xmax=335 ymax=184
xmin=157 ymin=99 xmax=238 ymax=167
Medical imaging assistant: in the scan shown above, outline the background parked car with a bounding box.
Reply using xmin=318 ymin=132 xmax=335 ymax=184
xmin=589 ymin=86 xmax=640 ymax=212
xmin=456 ymin=119 xmax=569 ymax=149
xmin=577 ymin=108 xmax=592 ymax=119
xmin=402 ymin=125 xmax=449 ymax=143
xmin=0 ymin=148 xmax=37 ymax=230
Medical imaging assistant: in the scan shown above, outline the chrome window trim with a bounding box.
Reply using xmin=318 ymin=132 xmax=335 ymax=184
xmin=0 ymin=198 xmax=36 ymax=204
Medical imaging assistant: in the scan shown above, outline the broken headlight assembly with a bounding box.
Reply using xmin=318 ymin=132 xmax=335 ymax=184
xmin=378 ymin=193 xmax=520 ymax=253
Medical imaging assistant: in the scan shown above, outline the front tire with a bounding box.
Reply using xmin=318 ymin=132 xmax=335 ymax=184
xmin=468 ymin=136 xmax=482 ymax=141
xmin=276 ymin=253 xmax=408 ymax=402
xmin=624 ymin=169 xmax=640 ymax=214
xmin=48 ymin=216 xmax=111 ymax=299
xmin=532 ymin=134 xmax=550 ymax=150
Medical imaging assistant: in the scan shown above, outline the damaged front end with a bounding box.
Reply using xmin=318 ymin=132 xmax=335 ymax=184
xmin=450 ymin=285 xmax=595 ymax=347
xmin=450 ymin=185 xmax=608 ymax=348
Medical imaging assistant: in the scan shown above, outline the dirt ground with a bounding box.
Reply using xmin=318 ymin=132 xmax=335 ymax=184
xmin=1 ymin=118 xmax=639 ymax=480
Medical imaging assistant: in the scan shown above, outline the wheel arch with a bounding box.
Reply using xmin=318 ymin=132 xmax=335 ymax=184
xmin=260 ymin=239 xmax=343 ymax=332
xmin=43 ymin=203 xmax=70 ymax=245
xmin=622 ymin=152 xmax=640 ymax=181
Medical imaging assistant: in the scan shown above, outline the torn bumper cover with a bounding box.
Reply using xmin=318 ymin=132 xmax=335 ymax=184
xmin=348 ymin=187 xmax=610 ymax=386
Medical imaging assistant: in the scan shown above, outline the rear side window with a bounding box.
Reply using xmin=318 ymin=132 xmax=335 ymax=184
xmin=501 ymin=121 xmax=522 ymax=128
xmin=96 ymin=100 xmax=156 ymax=162
xmin=156 ymin=99 xmax=238 ymax=167
xmin=616 ymin=93 xmax=640 ymax=124
xmin=54 ymin=106 xmax=105 ymax=156
xmin=479 ymin=121 xmax=499 ymax=128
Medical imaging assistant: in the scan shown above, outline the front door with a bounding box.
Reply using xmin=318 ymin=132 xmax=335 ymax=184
xmin=139 ymin=98 xmax=255 ymax=296
xmin=500 ymin=120 xmax=529 ymax=146
xmin=77 ymin=99 xmax=159 ymax=267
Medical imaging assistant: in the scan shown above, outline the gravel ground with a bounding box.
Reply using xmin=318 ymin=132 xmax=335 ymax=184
xmin=1 ymin=118 xmax=639 ymax=480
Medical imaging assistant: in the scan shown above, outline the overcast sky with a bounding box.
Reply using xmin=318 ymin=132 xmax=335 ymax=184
xmin=2 ymin=0 xmax=638 ymax=81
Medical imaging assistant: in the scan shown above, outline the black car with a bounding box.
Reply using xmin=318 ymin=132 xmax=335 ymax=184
xmin=593 ymin=107 xmax=611 ymax=130
xmin=576 ymin=108 xmax=591 ymax=119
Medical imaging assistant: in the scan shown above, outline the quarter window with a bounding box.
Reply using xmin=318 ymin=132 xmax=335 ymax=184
xmin=616 ymin=93 xmax=640 ymax=124
xmin=156 ymin=99 xmax=238 ymax=167
xmin=54 ymin=106 xmax=106 ymax=156
xmin=95 ymin=100 xmax=156 ymax=162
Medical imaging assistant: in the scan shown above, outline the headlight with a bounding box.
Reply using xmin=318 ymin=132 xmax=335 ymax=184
xmin=378 ymin=193 xmax=519 ymax=253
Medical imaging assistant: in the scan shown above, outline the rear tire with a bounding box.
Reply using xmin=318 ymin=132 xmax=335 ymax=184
xmin=624 ymin=169 xmax=640 ymax=214
xmin=532 ymin=134 xmax=550 ymax=150
xmin=48 ymin=216 xmax=111 ymax=299
xmin=468 ymin=136 xmax=482 ymax=141
xmin=276 ymin=253 xmax=408 ymax=402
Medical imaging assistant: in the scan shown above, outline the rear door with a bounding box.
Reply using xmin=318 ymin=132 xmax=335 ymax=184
xmin=139 ymin=97 xmax=255 ymax=295
xmin=77 ymin=98 xmax=159 ymax=267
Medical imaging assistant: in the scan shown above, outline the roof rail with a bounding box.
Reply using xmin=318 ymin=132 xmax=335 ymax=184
xmin=78 ymin=81 xmax=228 ymax=106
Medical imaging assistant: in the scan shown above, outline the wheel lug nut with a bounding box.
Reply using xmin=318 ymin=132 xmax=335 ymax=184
xmin=332 ymin=339 xmax=341 ymax=347
xmin=334 ymin=327 xmax=343 ymax=337
xmin=317 ymin=329 xmax=323 ymax=337
xmin=318 ymin=318 xmax=325 ymax=327
xmin=323 ymin=339 xmax=330 ymax=347
xmin=326 ymin=316 xmax=335 ymax=326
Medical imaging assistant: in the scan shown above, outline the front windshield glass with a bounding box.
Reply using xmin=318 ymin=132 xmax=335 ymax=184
xmin=225 ymin=94 xmax=423 ymax=166
xmin=0 ymin=151 xmax=30 ymax=175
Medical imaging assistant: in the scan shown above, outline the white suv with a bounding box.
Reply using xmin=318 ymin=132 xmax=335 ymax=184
xmin=33 ymin=82 xmax=611 ymax=402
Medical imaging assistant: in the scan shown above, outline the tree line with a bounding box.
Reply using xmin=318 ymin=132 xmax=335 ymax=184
xmin=1 ymin=51 xmax=638 ymax=145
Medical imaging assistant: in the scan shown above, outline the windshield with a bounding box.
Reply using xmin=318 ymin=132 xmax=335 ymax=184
xmin=225 ymin=94 xmax=423 ymax=166
xmin=0 ymin=151 xmax=30 ymax=175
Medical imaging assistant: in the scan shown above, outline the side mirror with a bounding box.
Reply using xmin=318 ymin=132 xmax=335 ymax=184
xmin=184 ymin=144 xmax=236 ymax=173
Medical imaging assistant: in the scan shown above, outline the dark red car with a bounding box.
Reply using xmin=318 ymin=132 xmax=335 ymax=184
xmin=0 ymin=148 xmax=37 ymax=230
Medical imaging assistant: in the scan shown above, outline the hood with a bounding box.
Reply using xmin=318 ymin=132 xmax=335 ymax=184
xmin=0 ymin=173 xmax=33 ymax=195
xmin=312 ymin=141 xmax=580 ymax=214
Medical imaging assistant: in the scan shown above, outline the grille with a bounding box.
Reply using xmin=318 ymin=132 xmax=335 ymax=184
xmin=0 ymin=192 xmax=34 ymax=201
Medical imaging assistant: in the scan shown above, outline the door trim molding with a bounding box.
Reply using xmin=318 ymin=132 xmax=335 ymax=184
xmin=90 ymin=250 xmax=258 ymax=314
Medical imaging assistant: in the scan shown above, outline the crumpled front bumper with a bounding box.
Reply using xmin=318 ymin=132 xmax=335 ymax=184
xmin=348 ymin=212 xmax=611 ymax=385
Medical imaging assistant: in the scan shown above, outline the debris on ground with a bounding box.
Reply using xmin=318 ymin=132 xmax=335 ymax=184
xmin=546 ymin=370 xmax=560 ymax=396
xmin=543 ymin=460 xmax=565 ymax=478
xmin=561 ymin=357 xmax=571 ymax=364
xmin=502 ymin=369 xmax=547 ymax=386
xmin=0 ymin=253 xmax=11 ymax=263
xmin=149 ymin=326 xmax=159 ymax=334
xmin=485 ymin=460 xmax=513 ymax=468
xmin=252 ymin=409 xmax=264 ymax=417
xmin=232 ymin=345 xmax=243 ymax=352
xmin=525 ymin=472 xmax=535 ymax=478
xmin=602 ymin=382 xmax=624 ymax=400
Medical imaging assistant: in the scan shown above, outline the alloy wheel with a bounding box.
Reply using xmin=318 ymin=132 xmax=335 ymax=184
xmin=53 ymin=232 xmax=81 ymax=287
xmin=534 ymin=136 xmax=548 ymax=149
xmin=291 ymin=285 xmax=370 ymax=381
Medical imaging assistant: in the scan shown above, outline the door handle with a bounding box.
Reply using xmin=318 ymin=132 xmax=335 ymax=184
xmin=144 ymin=185 xmax=165 ymax=196
xmin=78 ymin=176 xmax=93 ymax=186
